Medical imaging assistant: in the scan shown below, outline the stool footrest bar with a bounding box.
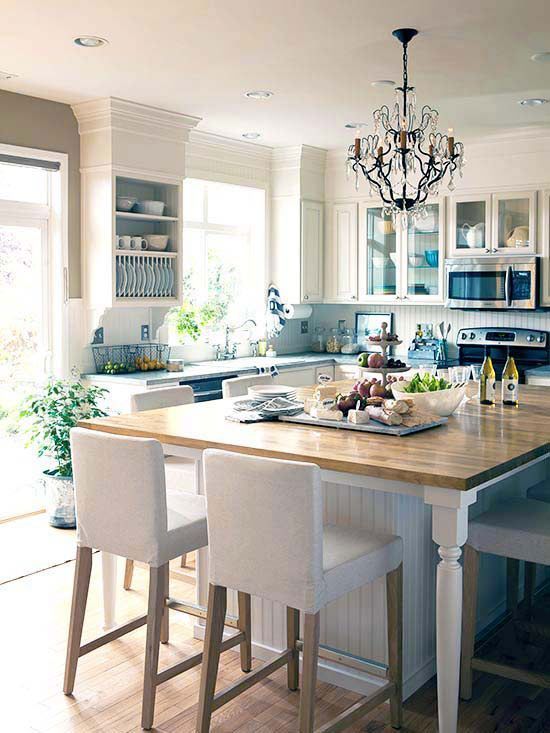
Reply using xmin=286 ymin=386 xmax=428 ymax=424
xmin=167 ymin=597 xmax=239 ymax=629
xmin=156 ymin=631 xmax=245 ymax=686
xmin=472 ymin=656 xmax=550 ymax=688
xmin=315 ymin=682 xmax=395 ymax=733
xmin=212 ymin=650 xmax=292 ymax=711
xmin=79 ymin=614 xmax=148 ymax=657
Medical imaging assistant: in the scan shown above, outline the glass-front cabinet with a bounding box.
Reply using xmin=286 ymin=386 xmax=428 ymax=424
xmin=358 ymin=199 xmax=444 ymax=303
xmin=448 ymin=190 xmax=536 ymax=256
xmin=492 ymin=190 xmax=537 ymax=253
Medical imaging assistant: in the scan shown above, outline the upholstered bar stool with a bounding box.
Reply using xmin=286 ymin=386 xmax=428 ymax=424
xmin=460 ymin=499 xmax=550 ymax=700
xmin=523 ymin=482 xmax=550 ymax=609
xmin=221 ymin=373 xmax=274 ymax=398
xmin=196 ymin=449 xmax=403 ymax=733
xmin=65 ymin=429 xmax=251 ymax=730
xmin=125 ymin=385 xmax=196 ymax=588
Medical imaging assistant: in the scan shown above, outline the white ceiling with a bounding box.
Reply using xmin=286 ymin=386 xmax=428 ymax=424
xmin=2 ymin=0 xmax=550 ymax=150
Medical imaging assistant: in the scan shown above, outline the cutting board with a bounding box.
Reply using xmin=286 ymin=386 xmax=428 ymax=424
xmin=279 ymin=411 xmax=447 ymax=436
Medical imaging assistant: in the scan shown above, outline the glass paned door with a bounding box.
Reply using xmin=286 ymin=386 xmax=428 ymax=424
xmin=494 ymin=193 xmax=535 ymax=251
xmin=362 ymin=206 xmax=397 ymax=298
xmin=406 ymin=203 xmax=441 ymax=298
xmin=0 ymin=219 xmax=50 ymax=520
xmin=454 ymin=199 xmax=488 ymax=252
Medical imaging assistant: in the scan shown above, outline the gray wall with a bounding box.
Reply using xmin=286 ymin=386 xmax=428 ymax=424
xmin=0 ymin=89 xmax=80 ymax=296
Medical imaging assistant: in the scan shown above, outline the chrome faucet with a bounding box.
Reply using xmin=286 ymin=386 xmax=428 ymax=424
xmin=216 ymin=319 xmax=257 ymax=360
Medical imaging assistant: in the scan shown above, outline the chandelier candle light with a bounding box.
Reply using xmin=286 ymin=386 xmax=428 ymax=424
xmin=347 ymin=28 xmax=465 ymax=226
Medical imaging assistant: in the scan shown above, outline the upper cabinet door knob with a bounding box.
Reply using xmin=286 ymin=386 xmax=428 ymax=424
xmin=303 ymin=294 xmax=309 ymax=300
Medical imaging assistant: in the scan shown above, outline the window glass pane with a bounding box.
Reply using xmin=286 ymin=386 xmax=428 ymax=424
xmin=364 ymin=207 xmax=396 ymax=297
xmin=0 ymin=163 xmax=48 ymax=204
xmin=455 ymin=200 xmax=486 ymax=249
xmin=497 ymin=197 xmax=531 ymax=249
xmin=183 ymin=179 xmax=206 ymax=222
xmin=407 ymin=204 xmax=439 ymax=297
xmin=206 ymin=232 xmax=251 ymax=326
xmin=207 ymin=182 xmax=252 ymax=226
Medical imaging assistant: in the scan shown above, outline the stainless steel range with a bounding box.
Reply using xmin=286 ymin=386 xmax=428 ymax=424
xmin=457 ymin=327 xmax=550 ymax=383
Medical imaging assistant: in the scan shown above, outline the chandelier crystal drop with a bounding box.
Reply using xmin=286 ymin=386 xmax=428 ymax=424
xmin=347 ymin=28 xmax=465 ymax=226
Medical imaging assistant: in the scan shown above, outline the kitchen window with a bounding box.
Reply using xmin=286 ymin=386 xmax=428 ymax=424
xmin=181 ymin=179 xmax=265 ymax=341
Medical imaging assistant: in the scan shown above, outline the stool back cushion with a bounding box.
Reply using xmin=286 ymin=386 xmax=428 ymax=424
xmin=130 ymin=385 xmax=194 ymax=412
xmin=71 ymin=428 xmax=168 ymax=564
xmin=221 ymin=374 xmax=274 ymax=399
xmin=203 ymin=449 xmax=325 ymax=612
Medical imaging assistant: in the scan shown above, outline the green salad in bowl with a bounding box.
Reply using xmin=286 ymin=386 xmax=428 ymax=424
xmin=401 ymin=373 xmax=452 ymax=393
xmin=391 ymin=373 xmax=466 ymax=417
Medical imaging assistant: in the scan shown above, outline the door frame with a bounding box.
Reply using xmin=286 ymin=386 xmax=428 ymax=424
xmin=0 ymin=144 xmax=69 ymax=377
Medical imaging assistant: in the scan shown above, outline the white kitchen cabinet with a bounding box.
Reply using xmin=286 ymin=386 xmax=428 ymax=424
xmin=301 ymin=200 xmax=324 ymax=302
xmin=358 ymin=199 xmax=445 ymax=304
xmin=324 ymin=202 xmax=358 ymax=302
xmin=334 ymin=364 xmax=359 ymax=381
xmin=314 ymin=365 xmax=334 ymax=382
xmin=280 ymin=366 xmax=317 ymax=386
xmin=539 ymin=189 xmax=550 ymax=306
xmin=448 ymin=190 xmax=536 ymax=256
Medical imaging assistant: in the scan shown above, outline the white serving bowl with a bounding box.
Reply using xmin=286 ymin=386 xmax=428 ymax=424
xmin=116 ymin=195 xmax=137 ymax=212
xmin=408 ymin=254 xmax=425 ymax=267
xmin=390 ymin=381 xmax=467 ymax=417
xmin=135 ymin=200 xmax=165 ymax=216
xmin=143 ymin=234 xmax=169 ymax=251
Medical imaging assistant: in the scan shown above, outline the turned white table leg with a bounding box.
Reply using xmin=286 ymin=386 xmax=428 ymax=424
xmin=102 ymin=552 xmax=118 ymax=630
xmin=425 ymin=488 xmax=477 ymax=733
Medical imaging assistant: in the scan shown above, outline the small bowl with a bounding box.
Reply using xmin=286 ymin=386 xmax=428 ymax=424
xmin=116 ymin=195 xmax=137 ymax=212
xmin=424 ymin=249 xmax=439 ymax=267
xmin=144 ymin=234 xmax=169 ymax=251
xmin=408 ymin=254 xmax=424 ymax=267
xmin=135 ymin=200 xmax=166 ymax=216
xmin=391 ymin=381 xmax=467 ymax=417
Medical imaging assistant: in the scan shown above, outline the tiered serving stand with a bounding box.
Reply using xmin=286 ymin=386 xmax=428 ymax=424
xmin=358 ymin=322 xmax=409 ymax=388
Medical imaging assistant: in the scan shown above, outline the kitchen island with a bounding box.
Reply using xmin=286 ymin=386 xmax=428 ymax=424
xmin=79 ymin=383 xmax=550 ymax=733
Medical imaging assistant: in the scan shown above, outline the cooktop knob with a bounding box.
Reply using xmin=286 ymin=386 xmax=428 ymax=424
xmin=537 ymin=335 xmax=545 ymax=343
xmin=527 ymin=334 xmax=535 ymax=342
xmin=469 ymin=332 xmax=476 ymax=340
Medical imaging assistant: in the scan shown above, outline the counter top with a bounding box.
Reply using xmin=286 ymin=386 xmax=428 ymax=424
xmin=82 ymin=352 xmax=359 ymax=386
xmin=525 ymin=365 xmax=550 ymax=378
xmin=79 ymin=381 xmax=550 ymax=491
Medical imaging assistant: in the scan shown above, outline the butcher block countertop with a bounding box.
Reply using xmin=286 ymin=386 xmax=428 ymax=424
xmin=78 ymin=382 xmax=550 ymax=491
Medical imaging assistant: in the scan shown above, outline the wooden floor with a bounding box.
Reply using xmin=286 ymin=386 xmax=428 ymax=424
xmin=2 ymin=545 xmax=550 ymax=733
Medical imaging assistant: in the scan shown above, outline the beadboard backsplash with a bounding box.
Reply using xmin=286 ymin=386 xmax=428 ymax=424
xmin=312 ymin=304 xmax=550 ymax=359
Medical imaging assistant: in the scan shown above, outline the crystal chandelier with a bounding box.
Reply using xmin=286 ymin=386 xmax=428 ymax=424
xmin=346 ymin=28 xmax=465 ymax=227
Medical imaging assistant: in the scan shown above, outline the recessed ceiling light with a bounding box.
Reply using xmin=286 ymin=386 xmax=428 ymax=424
xmin=518 ymin=97 xmax=549 ymax=107
xmin=531 ymin=52 xmax=550 ymax=63
xmin=0 ymin=70 xmax=17 ymax=80
xmin=242 ymin=132 xmax=261 ymax=140
xmin=345 ymin=122 xmax=367 ymax=129
xmin=244 ymin=90 xmax=273 ymax=100
xmin=74 ymin=36 xmax=108 ymax=48
xmin=371 ymin=80 xmax=396 ymax=88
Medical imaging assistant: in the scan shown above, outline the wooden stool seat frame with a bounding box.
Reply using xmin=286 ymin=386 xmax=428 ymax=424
xmin=64 ymin=547 xmax=252 ymax=730
xmin=196 ymin=563 xmax=403 ymax=733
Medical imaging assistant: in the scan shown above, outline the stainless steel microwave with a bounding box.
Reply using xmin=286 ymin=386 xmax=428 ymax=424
xmin=445 ymin=256 xmax=538 ymax=310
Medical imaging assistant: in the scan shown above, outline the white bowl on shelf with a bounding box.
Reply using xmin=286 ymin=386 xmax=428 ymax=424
xmin=116 ymin=195 xmax=137 ymax=212
xmin=144 ymin=234 xmax=169 ymax=251
xmin=408 ymin=254 xmax=425 ymax=267
xmin=390 ymin=381 xmax=467 ymax=417
xmin=135 ymin=200 xmax=166 ymax=216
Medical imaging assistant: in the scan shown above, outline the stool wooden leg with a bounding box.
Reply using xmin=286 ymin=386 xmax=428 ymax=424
xmin=180 ymin=553 xmax=187 ymax=568
xmin=141 ymin=564 xmax=167 ymax=730
xmin=63 ymin=546 xmax=93 ymax=695
xmin=160 ymin=563 xmax=169 ymax=645
xmin=287 ymin=607 xmax=300 ymax=691
xmin=524 ymin=562 xmax=536 ymax=615
xmin=460 ymin=544 xmax=479 ymax=701
xmin=507 ymin=558 xmax=520 ymax=618
xmin=123 ymin=558 xmax=134 ymax=590
xmin=196 ymin=584 xmax=227 ymax=733
xmin=237 ymin=591 xmax=252 ymax=673
xmin=299 ymin=612 xmax=320 ymax=733
xmin=387 ymin=563 xmax=403 ymax=729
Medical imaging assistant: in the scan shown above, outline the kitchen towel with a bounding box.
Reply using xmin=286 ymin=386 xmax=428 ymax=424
xmin=266 ymin=284 xmax=286 ymax=338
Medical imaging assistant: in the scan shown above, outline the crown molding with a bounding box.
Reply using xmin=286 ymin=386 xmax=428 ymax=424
xmin=188 ymin=129 xmax=272 ymax=165
xmin=271 ymin=144 xmax=327 ymax=172
xmin=72 ymin=97 xmax=201 ymax=143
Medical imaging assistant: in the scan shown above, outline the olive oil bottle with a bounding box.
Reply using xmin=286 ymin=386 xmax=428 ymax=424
xmin=479 ymin=350 xmax=496 ymax=405
xmin=502 ymin=351 xmax=519 ymax=406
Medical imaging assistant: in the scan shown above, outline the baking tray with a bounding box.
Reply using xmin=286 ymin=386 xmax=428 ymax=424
xmin=279 ymin=412 xmax=447 ymax=436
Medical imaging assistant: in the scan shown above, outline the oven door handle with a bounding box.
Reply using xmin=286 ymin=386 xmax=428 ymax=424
xmin=505 ymin=265 xmax=513 ymax=307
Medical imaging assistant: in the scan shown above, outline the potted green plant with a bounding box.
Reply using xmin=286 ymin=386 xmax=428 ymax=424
xmin=21 ymin=379 xmax=108 ymax=528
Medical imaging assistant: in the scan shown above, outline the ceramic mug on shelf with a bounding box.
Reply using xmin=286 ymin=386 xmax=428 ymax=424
xmin=131 ymin=236 xmax=148 ymax=250
xmin=117 ymin=235 xmax=132 ymax=249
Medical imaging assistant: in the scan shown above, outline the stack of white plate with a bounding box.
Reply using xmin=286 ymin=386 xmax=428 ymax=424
xmin=248 ymin=384 xmax=297 ymax=402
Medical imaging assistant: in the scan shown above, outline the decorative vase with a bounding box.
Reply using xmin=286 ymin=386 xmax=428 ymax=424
xmin=42 ymin=470 xmax=76 ymax=529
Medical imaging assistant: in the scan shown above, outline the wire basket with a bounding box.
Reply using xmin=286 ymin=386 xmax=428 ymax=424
xmin=92 ymin=343 xmax=171 ymax=374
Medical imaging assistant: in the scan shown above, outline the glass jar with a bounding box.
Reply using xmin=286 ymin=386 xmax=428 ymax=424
xmin=340 ymin=328 xmax=359 ymax=354
xmin=326 ymin=328 xmax=342 ymax=353
xmin=311 ymin=327 xmax=326 ymax=353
